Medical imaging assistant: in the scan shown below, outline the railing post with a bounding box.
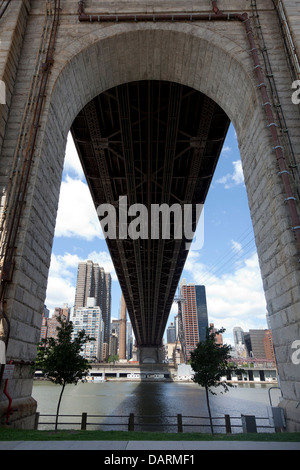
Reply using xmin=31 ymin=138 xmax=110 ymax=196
xmin=128 ymin=413 xmax=134 ymax=431
xmin=241 ymin=414 xmax=257 ymax=433
xmin=177 ymin=413 xmax=183 ymax=433
xmin=224 ymin=414 xmax=232 ymax=434
xmin=81 ymin=412 xmax=87 ymax=430
xmin=34 ymin=412 xmax=40 ymax=430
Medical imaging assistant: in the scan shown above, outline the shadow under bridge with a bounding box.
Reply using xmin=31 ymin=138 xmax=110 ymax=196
xmin=71 ymin=80 xmax=230 ymax=353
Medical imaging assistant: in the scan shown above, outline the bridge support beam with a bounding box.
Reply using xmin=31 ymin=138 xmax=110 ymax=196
xmin=138 ymin=346 xmax=165 ymax=364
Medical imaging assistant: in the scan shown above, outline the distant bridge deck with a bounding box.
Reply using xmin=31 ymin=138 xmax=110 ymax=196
xmin=84 ymin=361 xmax=278 ymax=383
xmin=34 ymin=361 xmax=278 ymax=383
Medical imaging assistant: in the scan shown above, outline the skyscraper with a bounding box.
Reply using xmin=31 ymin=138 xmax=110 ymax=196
xmin=72 ymin=297 xmax=104 ymax=362
xmin=74 ymin=260 xmax=111 ymax=345
xmin=167 ymin=322 xmax=176 ymax=343
xmin=104 ymin=272 xmax=112 ymax=345
xmin=233 ymin=326 xmax=245 ymax=346
xmin=119 ymin=294 xmax=127 ymax=360
xmin=195 ymin=285 xmax=209 ymax=343
xmin=180 ymin=280 xmax=209 ymax=360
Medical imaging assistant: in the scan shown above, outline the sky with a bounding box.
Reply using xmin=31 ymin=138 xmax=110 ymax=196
xmin=45 ymin=123 xmax=268 ymax=346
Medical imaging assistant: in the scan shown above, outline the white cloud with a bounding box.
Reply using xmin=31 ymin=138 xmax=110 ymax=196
xmin=216 ymin=160 xmax=244 ymax=189
xmin=54 ymin=175 xmax=103 ymax=241
xmin=183 ymin=250 xmax=267 ymax=344
xmin=64 ymin=133 xmax=85 ymax=180
xmin=222 ymin=145 xmax=232 ymax=154
xmin=45 ymin=275 xmax=75 ymax=315
xmin=55 ymin=133 xmax=106 ymax=240
xmin=231 ymin=240 xmax=243 ymax=254
xmin=48 ymin=252 xmax=81 ymax=278
xmin=45 ymin=252 xmax=80 ymax=314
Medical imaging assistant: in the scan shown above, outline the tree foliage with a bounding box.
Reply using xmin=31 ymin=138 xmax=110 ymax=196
xmin=108 ymin=354 xmax=119 ymax=364
xmin=190 ymin=326 xmax=244 ymax=433
xmin=36 ymin=316 xmax=94 ymax=430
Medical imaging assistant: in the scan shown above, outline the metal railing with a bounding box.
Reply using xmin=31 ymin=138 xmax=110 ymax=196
xmin=34 ymin=412 xmax=277 ymax=434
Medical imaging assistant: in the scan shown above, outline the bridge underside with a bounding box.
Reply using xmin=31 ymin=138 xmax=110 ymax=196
xmin=71 ymin=80 xmax=230 ymax=347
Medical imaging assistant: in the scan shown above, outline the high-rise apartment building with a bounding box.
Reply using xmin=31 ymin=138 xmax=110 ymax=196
xmin=74 ymin=260 xmax=111 ymax=345
xmin=40 ymin=303 xmax=70 ymax=341
xmin=72 ymin=297 xmax=104 ymax=362
xmin=180 ymin=280 xmax=209 ymax=360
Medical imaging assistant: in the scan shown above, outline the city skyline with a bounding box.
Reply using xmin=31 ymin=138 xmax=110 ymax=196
xmin=45 ymin=124 xmax=268 ymax=346
xmin=41 ymin=297 xmax=273 ymax=363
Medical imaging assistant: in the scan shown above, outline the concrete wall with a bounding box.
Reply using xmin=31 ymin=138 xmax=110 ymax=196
xmin=0 ymin=0 xmax=300 ymax=429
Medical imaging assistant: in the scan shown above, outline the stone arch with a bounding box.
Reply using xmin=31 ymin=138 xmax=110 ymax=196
xmin=2 ymin=21 xmax=300 ymax=429
xmin=49 ymin=22 xmax=258 ymax=137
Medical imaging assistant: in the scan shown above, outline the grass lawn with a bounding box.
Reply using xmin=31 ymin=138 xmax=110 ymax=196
xmin=0 ymin=428 xmax=300 ymax=442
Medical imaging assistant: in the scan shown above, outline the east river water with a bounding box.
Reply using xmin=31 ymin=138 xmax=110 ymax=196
xmin=32 ymin=380 xmax=282 ymax=433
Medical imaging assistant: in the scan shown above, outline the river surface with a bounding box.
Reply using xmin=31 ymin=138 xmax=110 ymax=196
xmin=32 ymin=381 xmax=282 ymax=433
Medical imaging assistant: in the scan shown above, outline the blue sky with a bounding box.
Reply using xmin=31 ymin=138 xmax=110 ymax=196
xmin=45 ymin=123 xmax=268 ymax=345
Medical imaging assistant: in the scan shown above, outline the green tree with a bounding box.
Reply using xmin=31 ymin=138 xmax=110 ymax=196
xmin=190 ymin=326 xmax=244 ymax=434
xmin=108 ymin=354 xmax=119 ymax=364
xmin=36 ymin=316 xmax=94 ymax=431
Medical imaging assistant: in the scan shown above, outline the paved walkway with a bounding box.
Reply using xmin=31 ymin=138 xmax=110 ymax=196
xmin=0 ymin=440 xmax=299 ymax=450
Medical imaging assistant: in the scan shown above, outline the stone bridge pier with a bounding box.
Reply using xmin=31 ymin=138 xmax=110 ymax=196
xmin=0 ymin=1 xmax=300 ymax=429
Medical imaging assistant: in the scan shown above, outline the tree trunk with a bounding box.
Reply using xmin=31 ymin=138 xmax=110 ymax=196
xmin=205 ymin=386 xmax=214 ymax=434
xmin=55 ymin=381 xmax=66 ymax=432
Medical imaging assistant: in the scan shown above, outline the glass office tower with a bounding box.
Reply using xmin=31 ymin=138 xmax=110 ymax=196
xmin=195 ymin=285 xmax=209 ymax=343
